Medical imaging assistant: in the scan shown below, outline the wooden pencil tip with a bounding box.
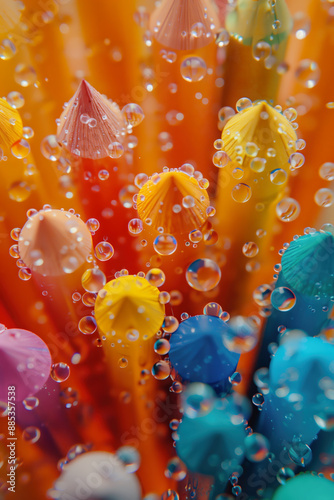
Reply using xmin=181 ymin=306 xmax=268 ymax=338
xmin=56 ymin=80 xmax=125 ymax=160
xmin=150 ymin=0 xmax=220 ymax=51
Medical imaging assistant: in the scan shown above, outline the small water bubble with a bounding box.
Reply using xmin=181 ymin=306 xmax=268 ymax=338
xmin=252 ymin=393 xmax=265 ymax=408
xmin=14 ymin=64 xmax=37 ymax=87
xmin=271 ymin=287 xmax=296 ymax=311
xmin=288 ymin=441 xmax=312 ymax=467
xmin=122 ymin=103 xmax=145 ymax=127
xmin=152 ymin=360 xmax=170 ymax=380
xmin=276 ymin=197 xmax=300 ymax=222
xmin=242 ymin=242 xmax=259 ymax=258
xmin=180 ymin=56 xmax=207 ymax=82
xmin=165 ymin=457 xmax=187 ymax=481
xmin=95 ymin=242 xmax=114 ymax=261
xmin=7 ymin=91 xmax=25 ymax=109
xmin=107 ymin=141 xmax=124 ymax=159
xmin=319 ymin=162 xmax=334 ymax=181
xmin=295 ymin=59 xmax=320 ymax=88
xmin=153 ymin=234 xmax=177 ymax=255
xmin=250 ymin=157 xmax=266 ymax=172
xmin=22 ymin=426 xmax=41 ymax=443
xmin=161 ymin=490 xmax=179 ymax=500
xmin=128 ymin=218 xmax=143 ymax=234
xmin=81 ymin=268 xmax=106 ymax=292
xmin=154 ymin=338 xmax=170 ymax=355
xmin=41 ymin=135 xmax=62 ymax=161
xmin=223 ymin=316 xmax=259 ymax=353
xmin=0 ymin=39 xmax=16 ymax=60
xmin=146 ymin=268 xmax=165 ymax=287
xmin=276 ymin=467 xmax=295 ymax=488
xmin=203 ymin=302 xmax=223 ymax=317
xmin=78 ymin=316 xmax=97 ymax=335
xmin=216 ymin=29 xmax=230 ymax=47
xmin=51 ymin=362 xmax=70 ymax=382
xmin=231 ymin=183 xmax=252 ymax=203
xmin=314 ymin=188 xmax=334 ymax=207
xmin=244 ymin=433 xmax=269 ymax=462
xmin=270 ymin=168 xmax=287 ymax=185
xmin=186 ymin=258 xmax=221 ymax=291
xmin=60 ymin=387 xmax=78 ymax=408
xmin=22 ymin=396 xmax=39 ymax=410
xmin=289 ymin=152 xmax=305 ymax=169
xmin=116 ymin=446 xmax=140 ymax=472
xmin=292 ymin=12 xmax=311 ymax=40
xmin=253 ymin=41 xmax=271 ymax=61
xmin=11 ymin=139 xmax=30 ymax=159
xmin=189 ymin=229 xmax=202 ymax=243
xmin=213 ymin=150 xmax=230 ymax=168
xmin=236 ymin=97 xmax=252 ymax=112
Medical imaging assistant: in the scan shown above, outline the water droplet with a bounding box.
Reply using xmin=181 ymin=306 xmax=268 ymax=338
xmin=216 ymin=29 xmax=230 ymax=47
xmin=78 ymin=316 xmax=97 ymax=335
xmin=244 ymin=433 xmax=269 ymax=462
xmin=288 ymin=441 xmax=312 ymax=466
xmin=81 ymin=268 xmax=106 ymax=292
xmin=94 ymin=241 xmax=114 ymax=261
xmin=289 ymin=152 xmax=305 ymax=169
xmin=277 ymin=467 xmax=295 ymax=485
xmin=231 ymin=183 xmax=252 ymax=203
xmin=253 ymin=284 xmax=273 ymax=306
xmin=154 ymin=338 xmax=170 ymax=355
xmin=252 ymin=392 xmax=265 ymax=408
xmin=242 ymin=242 xmax=259 ymax=258
xmin=11 ymin=139 xmax=30 ymax=159
xmin=0 ymin=39 xmax=16 ymax=60
xmin=270 ymin=168 xmax=287 ymax=185
xmin=165 ymin=457 xmax=187 ymax=481
xmin=250 ymin=157 xmax=266 ymax=172
xmin=41 ymin=135 xmax=62 ymax=161
xmin=213 ymin=150 xmax=230 ymax=168
xmin=271 ymin=287 xmax=296 ymax=311
xmin=162 ymin=316 xmax=179 ymax=333
xmin=223 ymin=316 xmax=259 ymax=354
xmin=14 ymin=64 xmax=37 ymax=87
xmin=189 ymin=229 xmax=202 ymax=243
xmin=7 ymin=91 xmax=25 ymax=109
xmin=22 ymin=396 xmax=39 ymax=410
xmin=292 ymin=12 xmax=311 ymax=40
xmin=161 ymin=490 xmax=179 ymax=500
xmin=276 ymin=197 xmax=300 ymax=222
xmin=22 ymin=426 xmax=41 ymax=443
xmin=51 ymin=362 xmax=70 ymax=382
xmin=108 ymin=141 xmax=124 ymax=159
xmin=9 ymin=181 xmax=31 ymax=202
xmin=122 ymin=103 xmax=145 ymax=127
xmin=186 ymin=258 xmax=221 ymax=291
xmin=182 ymin=383 xmax=215 ymax=418
xmin=236 ymin=97 xmax=252 ymax=112
xmin=314 ymin=188 xmax=333 ymax=207
xmin=86 ymin=218 xmax=100 ymax=232
xmin=253 ymin=41 xmax=271 ymax=61
xmin=203 ymin=302 xmax=223 ymax=317
xmin=116 ymin=446 xmax=141 ymax=472
xmin=60 ymin=387 xmax=78 ymax=408
xmin=153 ymin=234 xmax=177 ymax=255
xmin=295 ymin=59 xmax=320 ymax=88
xmin=152 ymin=360 xmax=170 ymax=380
xmin=319 ymin=162 xmax=334 ymax=181
xmin=146 ymin=268 xmax=165 ymax=287
xmin=128 ymin=218 xmax=143 ymax=234
xmin=180 ymin=56 xmax=207 ymax=82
